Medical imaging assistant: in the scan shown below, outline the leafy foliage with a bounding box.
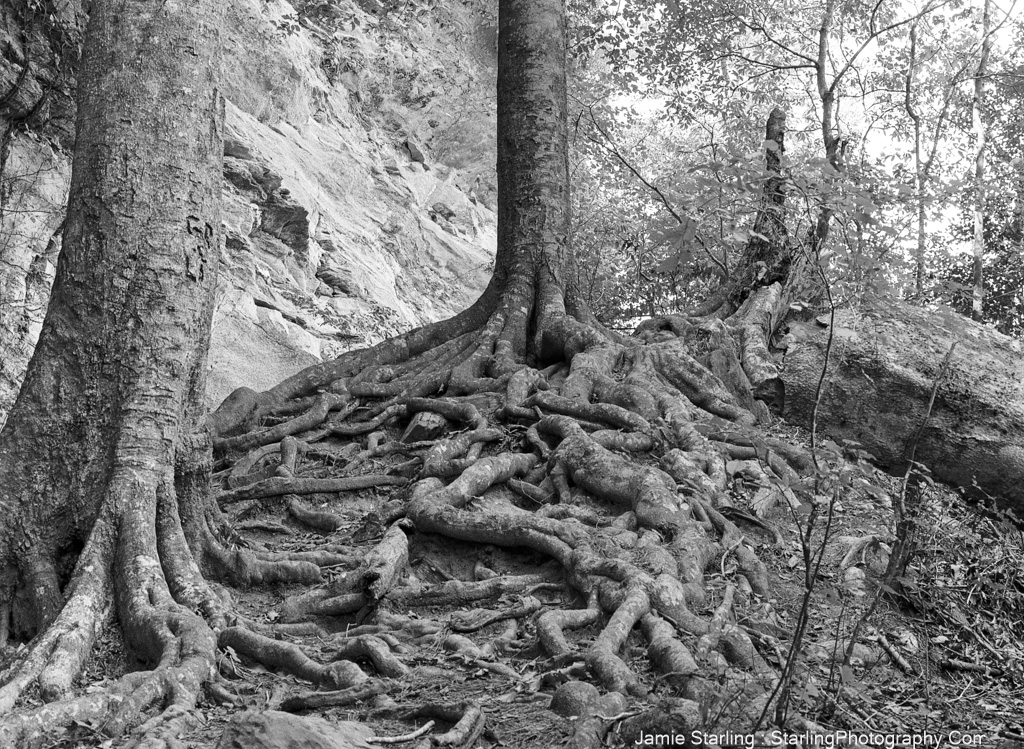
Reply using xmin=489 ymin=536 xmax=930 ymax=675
xmin=564 ymin=0 xmax=1022 ymax=338
xmin=935 ymin=194 xmax=1024 ymax=337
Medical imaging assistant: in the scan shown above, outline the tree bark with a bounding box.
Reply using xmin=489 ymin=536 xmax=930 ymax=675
xmin=0 ymin=0 xmax=224 ymax=740
xmin=970 ymin=0 xmax=992 ymax=322
xmin=496 ymin=0 xmax=574 ymax=341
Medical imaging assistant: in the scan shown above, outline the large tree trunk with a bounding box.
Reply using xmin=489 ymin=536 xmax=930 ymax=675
xmin=0 ymin=0 xmax=226 ymax=743
xmin=496 ymin=0 xmax=575 ymax=336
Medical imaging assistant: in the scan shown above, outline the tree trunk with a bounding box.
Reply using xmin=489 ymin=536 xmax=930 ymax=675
xmin=689 ymin=107 xmax=791 ymax=322
xmin=971 ymin=0 xmax=992 ymax=322
xmin=496 ymin=0 xmax=574 ymax=339
xmin=0 ymin=0 xmax=225 ymax=742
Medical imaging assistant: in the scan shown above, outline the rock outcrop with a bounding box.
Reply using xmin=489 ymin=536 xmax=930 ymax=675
xmin=215 ymin=710 xmax=374 ymax=749
xmin=781 ymin=303 xmax=1024 ymax=512
xmin=0 ymin=0 xmax=498 ymax=419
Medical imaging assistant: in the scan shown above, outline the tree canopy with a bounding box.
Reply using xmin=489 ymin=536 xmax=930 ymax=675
xmin=566 ymin=0 xmax=1023 ymax=331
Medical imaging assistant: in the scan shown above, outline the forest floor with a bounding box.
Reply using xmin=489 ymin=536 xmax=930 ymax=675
xmin=32 ymin=416 xmax=1024 ymax=749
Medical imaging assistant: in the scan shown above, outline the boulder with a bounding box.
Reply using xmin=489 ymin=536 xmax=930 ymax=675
xmin=215 ymin=710 xmax=374 ymax=749
xmin=549 ymin=681 xmax=600 ymax=717
xmin=401 ymin=411 xmax=448 ymax=442
xmin=782 ymin=304 xmax=1024 ymax=513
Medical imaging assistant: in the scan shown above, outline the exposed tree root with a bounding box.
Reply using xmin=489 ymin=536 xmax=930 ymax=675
xmin=0 ymin=475 xmax=224 ymax=748
xmin=219 ymin=626 xmax=368 ymax=689
xmin=398 ymin=701 xmax=486 ymax=749
xmin=198 ymin=304 xmax=805 ymax=730
xmin=279 ymin=678 xmax=391 ymax=712
xmin=1 ymin=292 xmax=824 ymax=743
xmin=369 ymin=719 xmax=436 ymax=745
xmin=287 ymin=496 xmax=346 ymax=531
xmin=217 ymin=473 xmax=408 ymax=505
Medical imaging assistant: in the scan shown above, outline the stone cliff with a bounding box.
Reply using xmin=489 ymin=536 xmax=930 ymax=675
xmin=0 ymin=0 xmax=497 ymax=418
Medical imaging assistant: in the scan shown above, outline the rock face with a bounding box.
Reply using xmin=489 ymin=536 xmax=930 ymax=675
xmin=0 ymin=0 xmax=497 ymax=420
xmin=215 ymin=710 xmax=373 ymax=749
xmin=0 ymin=137 xmax=69 ymax=422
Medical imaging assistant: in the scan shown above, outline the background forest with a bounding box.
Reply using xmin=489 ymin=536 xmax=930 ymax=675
xmin=564 ymin=0 xmax=1023 ymax=337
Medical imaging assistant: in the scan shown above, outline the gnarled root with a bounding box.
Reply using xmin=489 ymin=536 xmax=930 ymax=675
xmin=0 ymin=303 xmax=814 ymax=744
xmin=196 ymin=309 xmax=804 ymax=730
xmin=219 ymin=627 xmax=367 ymax=689
xmin=0 ymin=481 xmax=218 ymax=748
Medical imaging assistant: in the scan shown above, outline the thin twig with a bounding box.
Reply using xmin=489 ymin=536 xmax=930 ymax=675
xmin=874 ymin=630 xmax=916 ymax=674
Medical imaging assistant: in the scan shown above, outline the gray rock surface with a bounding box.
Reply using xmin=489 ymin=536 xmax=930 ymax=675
xmin=215 ymin=710 xmax=373 ymax=749
xmin=782 ymin=303 xmax=1024 ymax=512
xmin=0 ymin=0 xmax=498 ymax=420
xmin=549 ymin=681 xmax=600 ymax=717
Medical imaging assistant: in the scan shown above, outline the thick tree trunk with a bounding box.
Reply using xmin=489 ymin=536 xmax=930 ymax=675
xmin=0 ymin=0 xmax=224 ymax=742
xmin=780 ymin=304 xmax=1024 ymax=513
xmin=496 ymin=0 xmax=574 ymax=342
xmin=0 ymin=0 xmax=222 ymax=630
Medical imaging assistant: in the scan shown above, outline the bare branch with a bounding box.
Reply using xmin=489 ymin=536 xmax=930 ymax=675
xmin=579 ymin=105 xmax=730 ymax=277
xmin=828 ymin=0 xmax=954 ymax=96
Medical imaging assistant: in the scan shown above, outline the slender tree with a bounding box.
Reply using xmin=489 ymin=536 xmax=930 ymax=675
xmin=971 ymin=0 xmax=993 ymax=321
xmin=902 ymin=19 xmax=973 ymax=301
